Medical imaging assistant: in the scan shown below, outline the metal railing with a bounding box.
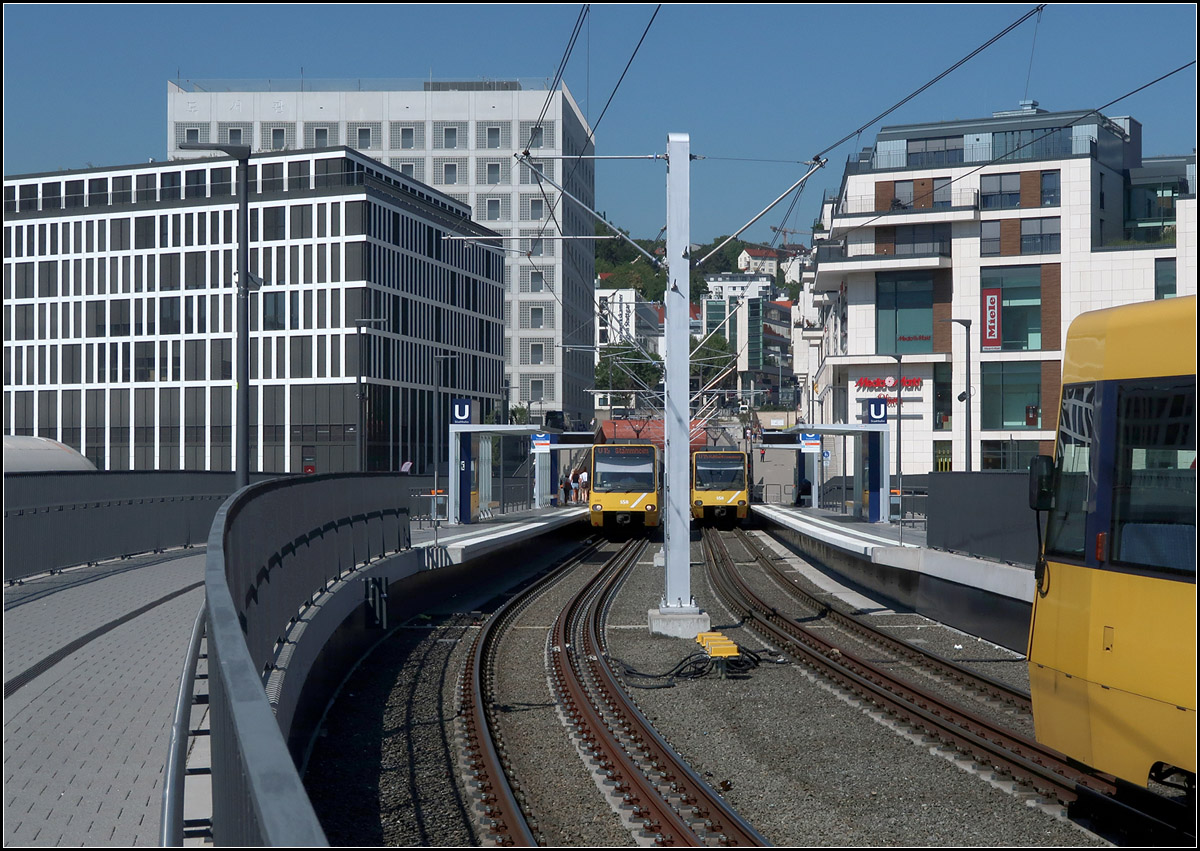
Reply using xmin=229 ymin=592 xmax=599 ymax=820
xmin=835 ymin=189 xmax=979 ymax=216
xmin=194 ymin=473 xmax=413 ymax=845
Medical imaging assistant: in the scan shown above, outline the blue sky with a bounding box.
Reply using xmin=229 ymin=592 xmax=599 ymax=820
xmin=3 ymin=3 xmax=1196 ymax=245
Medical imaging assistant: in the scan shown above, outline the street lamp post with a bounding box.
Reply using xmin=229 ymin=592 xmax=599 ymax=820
xmin=941 ymin=318 xmax=974 ymax=472
xmin=432 ymin=353 xmax=454 ymax=547
xmin=888 ymin=353 xmax=903 ymax=544
xmin=355 ymin=317 xmax=387 ymax=471
xmin=180 ymin=142 xmax=251 ymax=490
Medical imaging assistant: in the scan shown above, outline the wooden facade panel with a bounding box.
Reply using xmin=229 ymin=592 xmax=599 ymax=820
xmin=932 ymin=269 xmax=953 ymax=352
xmin=1000 ymin=219 xmax=1021 ymax=256
xmin=1041 ymin=263 xmax=1061 ymax=351
xmin=875 ymin=181 xmax=895 ymax=213
xmin=1020 ymin=170 xmax=1042 ymax=209
xmin=1041 ymin=360 xmax=1062 ymax=429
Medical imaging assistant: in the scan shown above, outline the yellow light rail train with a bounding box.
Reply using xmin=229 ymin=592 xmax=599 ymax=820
xmin=691 ymin=450 xmax=751 ymax=527
xmin=588 ymin=443 xmax=661 ymax=533
xmin=1028 ymin=295 xmax=1195 ymax=796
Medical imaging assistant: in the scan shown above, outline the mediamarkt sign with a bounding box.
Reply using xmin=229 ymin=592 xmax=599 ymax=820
xmin=855 ymin=376 xmax=923 ymax=390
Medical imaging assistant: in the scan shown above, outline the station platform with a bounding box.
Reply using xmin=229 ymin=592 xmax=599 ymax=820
xmin=1 ymin=502 xmax=585 ymax=847
xmin=753 ymin=503 xmax=1034 ymax=651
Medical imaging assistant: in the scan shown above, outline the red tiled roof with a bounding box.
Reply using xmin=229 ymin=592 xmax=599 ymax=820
xmin=599 ymin=419 xmax=708 ymax=450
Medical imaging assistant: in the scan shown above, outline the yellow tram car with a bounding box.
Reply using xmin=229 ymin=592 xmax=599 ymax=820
xmin=1028 ymin=295 xmax=1195 ymax=793
xmin=691 ymin=450 xmax=751 ymax=526
xmin=588 ymin=443 xmax=661 ymax=531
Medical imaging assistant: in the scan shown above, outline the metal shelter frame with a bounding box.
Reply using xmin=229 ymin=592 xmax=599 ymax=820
xmin=446 ymin=425 xmax=594 ymax=523
xmin=778 ymin=422 xmax=893 ymax=522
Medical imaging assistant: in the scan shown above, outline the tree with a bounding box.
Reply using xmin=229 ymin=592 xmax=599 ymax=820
xmin=596 ymin=344 xmax=663 ymax=398
xmin=691 ymin=334 xmax=736 ymax=389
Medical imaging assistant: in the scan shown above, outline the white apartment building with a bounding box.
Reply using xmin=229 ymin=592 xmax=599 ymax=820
xmin=166 ymin=78 xmax=596 ymax=427
xmin=810 ymin=100 xmax=1196 ymax=476
xmin=4 ymin=149 xmax=506 ymax=474
xmin=737 ymin=246 xmax=780 ymax=276
xmin=704 ymin=271 xmax=774 ymax=302
xmin=595 ymin=286 xmax=659 ymax=354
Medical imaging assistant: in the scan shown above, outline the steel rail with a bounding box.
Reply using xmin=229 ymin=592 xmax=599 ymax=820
xmin=704 ymin=529 xmax=1193 ymax=843
xmin=550 ymin=539 xmax=768 ymax=846
xmin=731 ymin=528 xmax=1032 ymax=712
xmin=582 ymin=543 xmax=770 ymax=846
xmin=459 ymin=539 xmax=606 ymax=845
xmin=701 ymin=529 xmax=1106 ymax=799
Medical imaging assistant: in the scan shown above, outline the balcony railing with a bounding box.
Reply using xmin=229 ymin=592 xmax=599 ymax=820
xmin=835 ymin=189 xmax=978 ymax=216
xmin=814 ymin=240 xmax=952 ymax=263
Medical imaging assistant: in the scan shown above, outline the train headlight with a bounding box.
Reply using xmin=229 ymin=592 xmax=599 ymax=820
xmin=694 ymin=500 xmax=703 ymax=507
xmin=645 ymin=504 xmax=657 ymax=512
xmin=591 ymin=503 xmax=602 ymax=512
xmin=737 ymin=500 xmax=747 ymax=506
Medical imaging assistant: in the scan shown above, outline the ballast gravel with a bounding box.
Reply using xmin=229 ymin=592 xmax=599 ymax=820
xmin=305 ymin=527 xmax=1107 ymax=847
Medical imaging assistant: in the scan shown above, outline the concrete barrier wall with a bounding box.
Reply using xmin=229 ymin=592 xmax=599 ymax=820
xmin=3 ymin=471 xmax=280 ymax=580
xmin=927 ymin=472 xmax=1038 ymax=566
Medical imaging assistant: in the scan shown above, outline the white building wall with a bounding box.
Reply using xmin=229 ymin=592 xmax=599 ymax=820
xmin=166 ymin=80 xmax=595 ymax=425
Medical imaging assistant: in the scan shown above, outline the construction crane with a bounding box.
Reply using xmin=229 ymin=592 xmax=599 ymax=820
xmin=769 ymin=225 xmax=812 ymax=245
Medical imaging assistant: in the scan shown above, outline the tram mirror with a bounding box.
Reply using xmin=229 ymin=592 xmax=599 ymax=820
xmin=1028 ymin=455 xmax=1054 ymax=511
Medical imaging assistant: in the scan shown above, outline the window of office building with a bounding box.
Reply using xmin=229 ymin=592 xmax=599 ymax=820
xmin=876 ymin=272 xmax=933 ymax=354
xmin=443 ymin=126 xmax=457 ymax=149
xmin=893 ymin=223 xmax=950 ymax=256
xmin=486 ymin=163 xmax=501 ymax=185
xmin=906 ymin=135 xmax=964 ymax=168
xmin=443 ymin=163 xmax=457 ymax=185
xmin=1041 ymin=171 xmax=1060 ymax=206
xmin=981 ymin=173 xmax=1021 ymax=209
xmin=1020 ymin=217 xmax=1060 ymax=254
xmin=980 ymin=266 xmax=1041 ymax=350
xmin=981 ymin=361 xmax=1042 ymax=429
xmin=981 ymin=221 xmax=1001 ymax=257
xmin=486 ymin=199 xmax=500 ymax=221
xmin=228 ymin=127 xmax=243 ymax=146
xmin=358 ymin=127 xmax=371 ymax=149
xmin=314 ymin=127 xmax=328 ymax=147
xmin=487 ymin=126 xmax=501 ymax=149
xmin=981 ymin=439 xmax=1042 ymax=471
xmin=1155 ymin=257 xmax=1177 ymax=299
xmin=530 ymin=270 xmax=544 ymax=292
xmin=272 ymin=128 xmax=286 ymax=150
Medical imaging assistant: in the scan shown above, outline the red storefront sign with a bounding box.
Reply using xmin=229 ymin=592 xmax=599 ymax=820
xmin=982 ymin=288 xmax=1002 ymax=350
xmin=855 ymin=376 xmax=923 ymax=391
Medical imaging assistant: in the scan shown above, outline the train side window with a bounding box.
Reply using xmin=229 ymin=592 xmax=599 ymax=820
xmin=1044 ymin=383 xmax=1095 ymax=560
xmin=1109 ymin=378 xmax=1196 ymax=576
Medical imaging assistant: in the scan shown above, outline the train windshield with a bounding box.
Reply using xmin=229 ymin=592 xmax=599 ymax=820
xmin=695 ymin=454 xmax=746 ymax=490
xmin=592 ymin=446 xmax=656 ymax=492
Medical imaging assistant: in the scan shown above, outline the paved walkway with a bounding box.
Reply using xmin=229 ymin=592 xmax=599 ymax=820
xmin=4 ymin=551 xmax=207 ymax=846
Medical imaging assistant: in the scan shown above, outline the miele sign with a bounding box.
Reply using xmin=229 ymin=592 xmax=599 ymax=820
xmin=982 ymin=288 xmax=1002 ymax=350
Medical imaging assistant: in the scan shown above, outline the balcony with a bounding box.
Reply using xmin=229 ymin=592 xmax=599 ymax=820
xmin=831 ymin=189 xmax=979 ymax=234
xmin=812 ymin=239 xmax=952 ymax=286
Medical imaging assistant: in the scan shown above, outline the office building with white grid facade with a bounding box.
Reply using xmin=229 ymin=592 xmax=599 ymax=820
xmin=166 ymin=78 xmax=597 ymax=428
xmin=4 ymin=149 xmax=506 ymax=474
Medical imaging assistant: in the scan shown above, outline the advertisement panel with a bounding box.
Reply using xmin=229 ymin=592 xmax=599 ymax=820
xmin=982 ymin=288 xmax=1002 ymax=350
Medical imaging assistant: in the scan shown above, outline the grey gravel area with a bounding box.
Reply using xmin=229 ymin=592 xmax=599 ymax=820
xmin=305 ymin=528 xmax=1107 ymax=846
xmin=728 ymin=531 xmax=1036 ymax=739
xmin=603 ymin=530 xmax=1106 ymax=847
xmin=487 ymin=547 xmax=630 ymax=846
xmin=303 ymin=614 xmax=478 ymax=846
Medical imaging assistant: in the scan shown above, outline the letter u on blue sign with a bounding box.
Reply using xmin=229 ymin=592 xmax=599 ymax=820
xmin=452 ymin=401 xmax=472 ymax=424
xmin=867 ymin=400 xmax=887 ymax=424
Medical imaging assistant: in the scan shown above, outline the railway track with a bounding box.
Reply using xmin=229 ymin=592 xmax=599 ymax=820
xmin=702 ymin=526 xmax=1195 ymax=846
xmin=458 ymin=537 xmax=769 ymax=846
